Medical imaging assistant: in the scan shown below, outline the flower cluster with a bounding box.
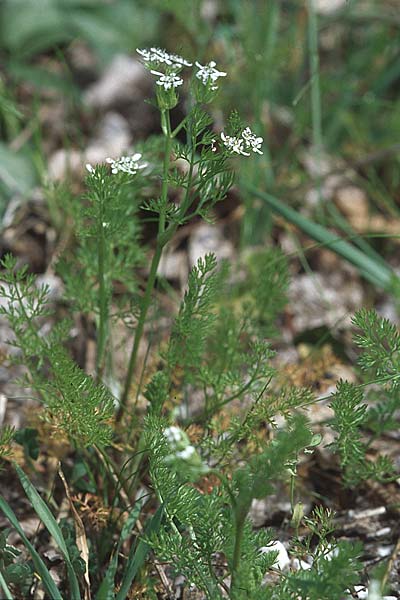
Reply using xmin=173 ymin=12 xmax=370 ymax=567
xmin=150 ymin=70 xmax=183 ymax=90
xmin=137 ymin=47 xmax=192 ymax=67
xmin=106 ymin=154 xmax=147 ymax=175
xmin=137 ymin=48 xmax=227 ymax=94
xmin=85 ymin=154 xmax=148 ymax=177
xmin=163 ymin=425 xmax=207 ymax=479
xmin=220 ymin=127 xmax=264 ymax=156
xmin=195 ymin=60 xmax=227 ymax=91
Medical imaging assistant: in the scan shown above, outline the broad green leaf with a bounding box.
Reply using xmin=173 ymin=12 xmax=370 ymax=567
xmin=0 ymin=495 xmax=62 ymax=600
xmin=116 ymin=505 xmax=164 ymax=600
xmin=0 ymin=570 xmax=13 ymax=600
xmin=245 ymin=184 xmax=397 ymax=291
xmin=0 ymin=143 xmax=36 ymax=196
xmin=15 ymin=464 xmax=81 ymax=600
xmin=8 ymin=62 xmax=79 ymax=97
xmin=0 ymin=1 xmax=74 ymax=56
xmin=96 ymin=501 xmax=142 ymax=600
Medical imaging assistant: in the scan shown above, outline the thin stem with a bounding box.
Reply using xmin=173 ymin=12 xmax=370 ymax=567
xmin=119 ymin=110 xmax=173 ymax=420
xmin=118 ymin=242 xmax=164 ymax=420
xmin=171 ymin=114 xmax=189 ymax=138
xmin=96 ymin=218 xmax=108 ymax=380
xmin=307 ymin=0 xmax=324 ymax=218
xmin=231 ymin=512 xmax=246 ymax=594
xmin=0 ymin=570 xmax=13 ymax=600
xmin=308 ymin=0 xmax=322 ymax=155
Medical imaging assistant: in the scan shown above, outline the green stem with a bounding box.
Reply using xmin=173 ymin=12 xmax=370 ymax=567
xmin=231 ymin=512 xmax=246 ymax=594
xmin=307 ymin=0 xmax=324 ymax=218
xmin=308 ymin=0 xmax=322 ymax=155
xmin=96 ymin=219 xmax=108 ymax=380
xmin=118 ymin=242 xmax=164 ymax=420
xmin=0 ymin=569 xmax=13 ymax=600
xmin=119 ymin=110 xmax=173 ymax=420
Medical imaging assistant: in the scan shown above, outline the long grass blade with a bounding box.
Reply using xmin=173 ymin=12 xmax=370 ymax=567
xmin=0 ymin=495 xmax=63 ymax=600
xmin=116 ymin=505 xmax=163 ymax=600
xmin=15 ymin=464 xmax=81 ymax=600
xmin=96 ymin=501 xmax=142 ymax=600
xmin=0 ymin=569 xmax=13 ymax=600
xmin=243 ymin=184 xmax=396 ymax=291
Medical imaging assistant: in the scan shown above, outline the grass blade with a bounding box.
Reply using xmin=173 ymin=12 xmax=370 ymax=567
xmin=116 ymin=505 xmax=163 ymax=600
xmin=0 ymin=495 xmax=63 ymax=600
xmin=96 ymin=501 xmax=142 ymax=600
xmin=0 ymin=569 xmax=13 ymax=600
xmin=243 ymin=184 xmax=396 ymax=291
xmin=15 ymin=463 xmax=81 ymax=600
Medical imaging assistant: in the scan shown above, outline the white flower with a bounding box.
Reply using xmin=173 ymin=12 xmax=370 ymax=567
xmin=86 ymin=163 xmax=95 ymax=173
xmin=195 ymin=60 xmax=226 ymax=90
xmin=220 ymin=132 xmax=250 ymax=156
xmin=168 ymin=52 xmax=192 ymax=67
xmin=241 ymin=127 xmax=264 ymax=155
xmin=105 ymin=153 xmax=147 ymax=175
xmin=150 ymin=70 xmax=183 ymax=90
xmin=164 ymin=426 xmax=184 ymax=445
xmin=220 ymin=127 xmax=264 ymax=157
xmin=176 ymin=446 xmax=196 ymax=460
xmin=137 ymin=47 xmax=192 ymax=67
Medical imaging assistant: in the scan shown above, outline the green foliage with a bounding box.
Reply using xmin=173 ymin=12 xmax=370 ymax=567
xmin=1 ymin=23 xmax=400 ymax=597
xmin=352 ymin=308 xmax=400 ymax=386
xmin=283 ymin=540 xmax=362 ymax=600
xmin=144 ymin=414 xmax=318 ymax=598
xmin=164 ymin=253 xmax=222 ymax=383
xmin=0 ymin=494 xmax=63 ymax=600
xmin=0 ymin=253 xmax=51 ymax=367
xmin=0 ymin=426 xmax=14 ymax=462
xmin=0 ymin=528 xmax=32 ymax=597
xmin=13 ymin=427 xmax=39 ymax=461
xmin=0 ymin=0 xmax=158 ymax=61
xmin=41 ymin=348 xmax=115 ymax=447
xmin=285 ymin=507 xmax=363 ymax=600
xmin=15 ymin=464 xmax=82 ymax=599
xmin=330 ymin=308 xmax=400 ymax=486
xmin=60 ymin=165 xmax=143 ymax=316
xmin=239 ymin=247 xmax=290 ymax=337
xmin=0 ymin=254 xmax=114 ymax=448
xmin=59 ymin=519 xmax=87 ymax=577
xmin=330 ymin=382 xmax=396 ymax=486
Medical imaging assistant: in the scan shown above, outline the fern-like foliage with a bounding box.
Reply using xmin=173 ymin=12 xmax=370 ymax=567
xmin=282 ymin=540 xmax=362 ymax=600
xmin=241 ymin=247 xmax=290 ymax=337
xmin=60 ymin=164 xmax=143 ymax=316
xmin=164 ymin=253 xmax=223 ymax=383
xmin=352 ymin=308 xmax=400 ymax=387
xmin=145 ymin=414 xmax=316 ymax=599
xmin=0 ymin=254 xmax=51 ymax=368
xmin=40 ymin=349 xmax=115 ymax=447
xmin=146 ymin=417 xmax=227 ymax=597
xmin=231 ymin=414 xmax=314 ymax=523
xmin=0 ymin=426 xmax=14 ymax=463
xmin=0 ymin=255 xmax=114 ymax=448
xmin=329 ymin=310 xmax=400 ymax=486
xmin=330 ymin=382 xmax=397 ymax=486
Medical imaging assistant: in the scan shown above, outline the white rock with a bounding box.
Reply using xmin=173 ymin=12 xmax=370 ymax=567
xmin=188 ymin=223 xmax=234 ymax=268
xmin=48 ymin=112 xmax=132 ymax=180
xmin=353 ymin=585 xmax=368 ymax=599
xmin=259 ymin=541 xmax=290 ymax=570
xmin=292 ymin=557 xmax=312 ymax=571
xmin=84 ymin=55 xmax=150 ymax=109
xmin=313 ymin=0 xmax=346 ymax=14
